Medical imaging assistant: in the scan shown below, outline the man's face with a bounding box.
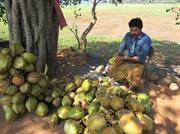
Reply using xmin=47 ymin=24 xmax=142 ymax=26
xmin=130 ymin=27 xmax=141 ymax=38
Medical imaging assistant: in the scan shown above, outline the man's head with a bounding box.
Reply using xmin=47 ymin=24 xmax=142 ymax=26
xmin=129 ymin=18 xmax=143 ymax=38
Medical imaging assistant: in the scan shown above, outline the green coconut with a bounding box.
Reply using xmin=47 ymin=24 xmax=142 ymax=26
xmin=49 ymin=113 xmax=59 ymax=124
xmin=1 ymin=48 xmax=11 ymax=55
xmin=57 ymin=106 xmax=71 ymax=119
xmin=12 ymin=92 xmax=26 ymax=104
xmin=27 ymin=72 xmax=41 ymax=84
xmin=62 ymin=95 xmax=72 ymax=106
xmin=73 ymin=100 xmax=80 ymax=107
xmin=88 ymin=112 xmax=107 ymax=132
xmin=119 ymin=112 xmax=142 ymax=134
xmin=51 ymin=88 xmax=62 ymax=98
xmin=0 ymin=54 xmax=12 ymax=73
xmin=12 ymin=103 xmax=26 ymax=114
xmin=0 ymin=72 xmax=9 ymax=80
xmin=137 ymin=93 xmax=151 ymax=106
xmin=0 ymin=95 xmax=12 ymax=105
xmin=38 ymin=77 xmax=48 ymax=88
xmin=52 ymin=98 xmax=61 ymax=107
xmin=21 ymin=52 xmax=37 ymax=64
xmin=126 ymin=97 xmax=144 ymax=112
xmin=4 ymin=107 xmax=18 ymax=122
xmin=69 ymin=106 xmax=85 ymax=120
xmin=81 ymin=79 xmax=91 ymax=93
xmin=74 ymin=77 xmax=83 ymax=88
xmin=6 ymin=85 xmax=19 ymax=96
xmin=13 ymin=57 xmax=27 ymax=70
xmin=100 ymin=95 xmax=111 ymax=108
xmin=111 ymin=85 xmax=129 ymax=96
xmin=69 ymin=92 xmax=76 ymax=99
xmin=38 ymin=94 xmax=44 ymax=101
xmin=74 ymin=93 xmax=86 ymax=102
xmin=108 ymin=56 xmax=116 ymax=65
xmin=31 ymin=84 xmax=42 ymax=97
xmin=76 ymin=87 xmax=84 ymax=93
xmin=101 ymin=127 xmax=119 ymax=134
xmin=35 ymin=102 xmax=49 ymax=117
xmin=84 ymin=88 xmax=96 ymax=103
xmin=10 ymin=43 xmax=24 ymax=55
xmin=20 ymin=82 xmax=31 ymax=93
xmin=24 ymin=64 xmax=35 ymax=72
xmin=110 ymin=96 xmax=124 ymax=110
xmin=9 ymin=68 xmax=22 ymax=76
xmin=136 ymin=112 xmax=154 ymax=131
xmin=64 ymin=119 xmax=83 ymax=134
xmin=0 ymin=80 xmax=11 ymax=93
xmin=25 ymin=96 xmax=38 ymax=112
xmin=88 ymin=102 xmax=100 ymax=114
xmin=65 ymin=82 xmax=76 ymax=92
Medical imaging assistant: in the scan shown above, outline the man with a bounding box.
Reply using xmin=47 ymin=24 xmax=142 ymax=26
xmin=107 ymin=18 xmax=152 ymax=88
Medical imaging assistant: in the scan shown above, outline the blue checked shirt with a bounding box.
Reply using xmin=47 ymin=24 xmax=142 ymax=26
xmin=118 ymin=32 xmax=152 ymax=64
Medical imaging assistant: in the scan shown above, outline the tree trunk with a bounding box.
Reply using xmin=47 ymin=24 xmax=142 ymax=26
xmin=4 ymin=0 xmax=59 ymax=77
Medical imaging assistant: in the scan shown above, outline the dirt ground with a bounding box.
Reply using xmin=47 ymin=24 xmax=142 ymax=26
xmin=0 ymin=50 xmax=179 ymax=134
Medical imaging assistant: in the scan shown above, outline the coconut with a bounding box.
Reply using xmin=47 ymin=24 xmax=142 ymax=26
xmin=85 ymin=88 xmax=96 ymax=103
xmin=0 ymin=80 xmax=11 ymax=93
xmin=81 ymin=79 xmax=91 ymax=92
xmin=0 ymin=95 xmax=12 ymax=105
xmin=31 ymin=84 xmax=42 ymax=97
xmin=69 ymin=92 xmax=76 ymax=99
xmin=21 ymin=52 xmax=37 ymax=64
xmin=24 ymin=64 xmax=35 ymax=72
xmin=118 ymin=112 xmax=142 ymax=134
xmin=81 ymin=100 xmax=88 ymax=109
xmin=108 ymin=57 xmax=116 ymax=65
xmin=49 ymin=113 xmax=59 ymax=125
xmin=13 ymin=57 xmax=27 ymax=70
xmin=111 ymin=96 xmax=124 ymax=110
xmin=44 ymin=96 xmax=53 ymax=103
xmin=100 ymin=95 xmax=111 ymax=108
xmin=74 ymin=77 xmax=83 ymax=88
xmin=76 ymin=87 xmax=84 ymax=93
xmin=74 ymin=93 xmax=86 ymax=102
xmin=51 ymin=88 xmax=62 ymax=98
xmin=88 ymin=102 xmax=100 ymax=114
xmin=65 ymin=82 xmax=76 ymax=92
xmin=115 ymin=109 xmax=133 ymax=119
xmin=4 ymin=107 xmax=18 ymax=122
xmin=9 ymin=68 xmax=22 ymax=76
xmin=101 ymin=127 xmax=118 ymax=134
xmin=10 ymin=43 xmax=24 ymax=55
xmin=64 ymin=119 xmax=83 ymax=134
xmin=25 ymin=96 xmax=38 ymax=112
xmin=20 ymin=82 xmax=31 ymax=93
xmin=27 ymin=72 xmax=41 ymax=84
xmin=38 ymin=77 xmax=48 ymax=88
xmin=0 ymin=54 xmax=12 ymax=73
xmin=35 ymin=102 xmax=49 ymax=117
xmin=73 ymin=100 xmax=81 ymax=107
xmin=126 ymin=97 xmax=144 ymax=112
xmin=12 ymin=92 xmax=26 ymax=104
xmin=137 ymin=93 xmax=151 ymax=106
xmin=6 ymin=85 xmax=19 ymax=96
xmin=12 ymin=104 xmax=26 ymax=114
xmin=38 ymin=94 xmax=44 ymax=101
xmin=1 ymin=48 xmax=11 ymax=55
xmin=88 ymin=112 xmax=107 ymax=133
xmin=136 ymin=112 xmax=154 ymax=131
xmin=62 ymin=95 xmax=72 ymax=106
xmin=57 ymin=106 xmax=71 ymax=119
xmin=69 ymin=106 xmax=85 ymax=120
xmin=52 ymin=98 xmax=61 ymax=107
xmin=12 ymin=74 xmax=25 ymax=86
xmin=95 ymin=65 xmax=105 ymax=73
xmin=0 ymin=73 xmax=9 ymax=80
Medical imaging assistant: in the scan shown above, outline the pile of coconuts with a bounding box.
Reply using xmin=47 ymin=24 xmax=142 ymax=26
xmin=0 ymin=43 xmax=154 ymax=134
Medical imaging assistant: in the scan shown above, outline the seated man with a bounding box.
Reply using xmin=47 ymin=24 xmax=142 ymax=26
xmin=107 ymin=18 xmax=152 ymax=88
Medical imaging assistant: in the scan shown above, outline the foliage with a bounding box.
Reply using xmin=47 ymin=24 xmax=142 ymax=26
xmin=0 ymin=0 xmax=6 ymax=24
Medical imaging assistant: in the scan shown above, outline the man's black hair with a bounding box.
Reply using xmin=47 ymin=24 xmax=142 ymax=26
xmin=129 ymin=18 xmax=143 ymax=29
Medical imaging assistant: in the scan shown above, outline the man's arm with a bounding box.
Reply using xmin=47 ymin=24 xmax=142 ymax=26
xmin=117 ymin=34 xmax=128 ymax=55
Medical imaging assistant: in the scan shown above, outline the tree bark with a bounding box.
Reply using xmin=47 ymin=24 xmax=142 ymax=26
xmin=4 ymin=0 xmax=59 ymax=77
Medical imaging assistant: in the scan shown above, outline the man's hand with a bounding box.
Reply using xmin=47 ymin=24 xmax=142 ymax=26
xmin=114 ymin=54 xmax=124 ymax=65
xmin=123 ymin=55 xmax=139 ymax=62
